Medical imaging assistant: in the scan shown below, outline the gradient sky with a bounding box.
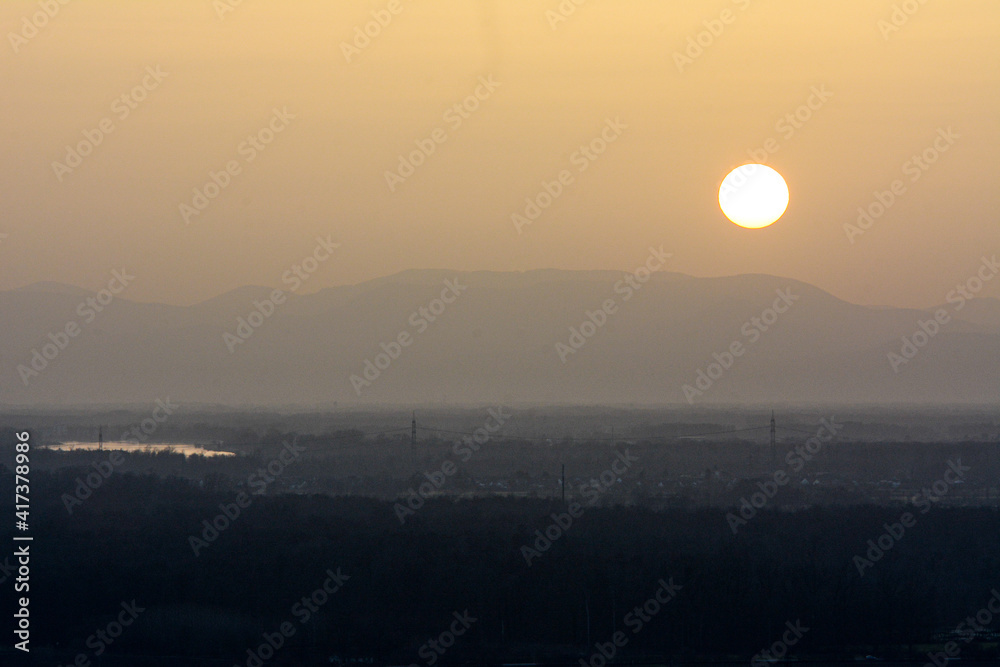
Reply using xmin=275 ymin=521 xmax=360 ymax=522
xmin=2 ymin=0 xmax=998 ymax=308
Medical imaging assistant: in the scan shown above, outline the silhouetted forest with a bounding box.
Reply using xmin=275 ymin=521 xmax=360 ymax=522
xmin=7 ymin=468 xmax=1000 ymax=665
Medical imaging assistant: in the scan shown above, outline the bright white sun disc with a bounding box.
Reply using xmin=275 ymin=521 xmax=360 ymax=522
xmin=719 ymin=164 xmax=789 ymax=229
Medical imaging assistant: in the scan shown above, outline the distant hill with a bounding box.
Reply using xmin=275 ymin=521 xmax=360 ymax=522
xmin=2 ymin=270 xmax=998 ymax=406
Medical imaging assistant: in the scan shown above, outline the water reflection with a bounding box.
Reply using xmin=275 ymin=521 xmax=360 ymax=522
xmin=45 ymin=441 xmax=235 ymax=457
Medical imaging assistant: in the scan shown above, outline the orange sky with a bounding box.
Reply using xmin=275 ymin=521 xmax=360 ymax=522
xmin=1 ymin=0 xmax=998 ymax=308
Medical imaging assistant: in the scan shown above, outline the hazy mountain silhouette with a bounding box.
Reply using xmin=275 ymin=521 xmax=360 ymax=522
xmin=2 ymin=270 xmax=998 ymax=406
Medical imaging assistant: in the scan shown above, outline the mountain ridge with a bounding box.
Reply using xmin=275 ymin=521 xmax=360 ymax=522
xmin=2 ymin=269 xmax=998 ymax=406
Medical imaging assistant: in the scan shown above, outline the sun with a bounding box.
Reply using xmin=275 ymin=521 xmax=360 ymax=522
xmin=718 ymin=164 xmax=789 ymax=229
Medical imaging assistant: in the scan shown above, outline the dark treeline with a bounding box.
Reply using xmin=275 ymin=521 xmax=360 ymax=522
xmin=20 ymin=431 xmax=1000 ymax=506
xmin=8 ymin=469 xmax=1000 ymax=665
xmin=8 ymin=406 xmax=1000 ymax=448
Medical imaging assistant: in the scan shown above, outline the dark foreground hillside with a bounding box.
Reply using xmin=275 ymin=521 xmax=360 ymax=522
xmin=8 ymin=470 xmax=1000 ymax=665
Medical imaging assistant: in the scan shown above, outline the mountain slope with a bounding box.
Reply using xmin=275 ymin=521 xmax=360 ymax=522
xmin=1 ymin=270 xmax=997 ymax=406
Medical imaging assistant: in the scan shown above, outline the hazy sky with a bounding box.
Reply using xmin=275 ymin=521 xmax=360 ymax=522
xmin=2 ymin=0 xmax=997 ymax=308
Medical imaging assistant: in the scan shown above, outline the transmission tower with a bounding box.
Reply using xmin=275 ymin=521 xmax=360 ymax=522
xmin=769 ymin=410 xmax=776 ymax=468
